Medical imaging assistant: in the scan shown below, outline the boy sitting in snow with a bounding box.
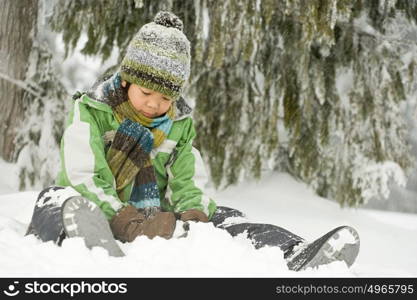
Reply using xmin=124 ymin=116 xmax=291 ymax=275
xmin=26 ymin=11 xmax=360 ymax=271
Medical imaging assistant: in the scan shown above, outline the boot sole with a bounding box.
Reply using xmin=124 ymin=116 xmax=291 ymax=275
xmin=61 ymin=196 xmax=125 ymax=257
xmin=288 ymin=226 xmax=360 ymax=271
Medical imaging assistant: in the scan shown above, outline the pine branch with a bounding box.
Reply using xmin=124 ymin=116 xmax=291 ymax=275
xmin=0 ymin=71 xmax=43 ymax=99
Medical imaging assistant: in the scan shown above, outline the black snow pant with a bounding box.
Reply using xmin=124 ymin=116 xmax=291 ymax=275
xmin=26 ymin=186 xmax=304 ymax=255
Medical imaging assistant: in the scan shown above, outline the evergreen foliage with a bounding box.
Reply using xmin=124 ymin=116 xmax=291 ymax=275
xmin=14 ymin=1 xmax=69 ymax=189
xmin=49 ymin=0 xmax=416 ymax=206
xmin=14 ymin=42 xmax=68 ymax=189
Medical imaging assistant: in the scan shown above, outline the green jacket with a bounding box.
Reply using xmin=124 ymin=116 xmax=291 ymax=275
xmin=56 ymin=94 xmax=217 ymax=220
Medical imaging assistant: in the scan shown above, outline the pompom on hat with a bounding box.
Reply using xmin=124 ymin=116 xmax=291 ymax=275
xmin=120 ymin=11 xmax=191 ymax=101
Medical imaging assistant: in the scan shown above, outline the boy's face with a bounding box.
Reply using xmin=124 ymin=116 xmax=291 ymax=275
xmin=122 ymin=81 xmax=173 ymax=118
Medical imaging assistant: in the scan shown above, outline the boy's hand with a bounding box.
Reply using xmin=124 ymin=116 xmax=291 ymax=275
xmin=180 ymin=209 xmax=209 ymax=223
xmin=110 ymin=205 xmax=145 ymax=242
xmin=110 ymin=205 xmax=176 ymax=242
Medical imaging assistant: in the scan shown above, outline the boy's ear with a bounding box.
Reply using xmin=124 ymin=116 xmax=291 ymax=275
xmin=121 ymin=80 xmax=127 ymax=88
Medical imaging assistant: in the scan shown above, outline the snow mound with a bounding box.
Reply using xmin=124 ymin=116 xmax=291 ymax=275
xmin=1 ymin=172 xmax=416 ymax=276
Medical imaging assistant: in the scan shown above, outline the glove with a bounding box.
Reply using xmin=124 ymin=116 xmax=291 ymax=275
xmin=110 ymin=205 xmax=176 ymax=242
xmin=180 ymin=209 xmax=209 ymax=223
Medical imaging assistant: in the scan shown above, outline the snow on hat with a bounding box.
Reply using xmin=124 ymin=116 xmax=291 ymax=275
xmin=120 ymin=11 xmax=191 ymax=100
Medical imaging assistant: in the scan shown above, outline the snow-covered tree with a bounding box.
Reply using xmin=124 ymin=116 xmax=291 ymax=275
xmin=50 ymin=0 xmax=415 ymax=207
xmin=0 ymin=0 xmax=39 ymax=162
xmin=0 ymin=0 xmax=69 ymax=189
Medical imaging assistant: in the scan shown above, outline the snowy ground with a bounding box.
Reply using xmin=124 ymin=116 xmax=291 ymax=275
xmin=0 ymin=168 xmax=416 ymax=277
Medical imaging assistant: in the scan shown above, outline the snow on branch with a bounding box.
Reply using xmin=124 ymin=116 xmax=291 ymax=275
xmin=352 ymin=161 xmax=407 ymax=202
xmin=0 ymin=71 xmax=43 ymax=99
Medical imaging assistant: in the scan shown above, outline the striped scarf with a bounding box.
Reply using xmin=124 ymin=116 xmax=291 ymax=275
xmin=94 ymin=73 xmax=175 ymax=210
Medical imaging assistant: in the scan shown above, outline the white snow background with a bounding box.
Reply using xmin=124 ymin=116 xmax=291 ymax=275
xmin=1 ymin=158 xmax=416 ymax=277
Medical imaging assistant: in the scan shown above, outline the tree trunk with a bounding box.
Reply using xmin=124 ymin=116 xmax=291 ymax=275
xmin=0 ymin=0 xmax=38 ymax=162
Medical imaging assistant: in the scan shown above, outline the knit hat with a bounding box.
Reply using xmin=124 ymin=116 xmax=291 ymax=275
xmin=120 ymin=11 xmax=191 ymax=101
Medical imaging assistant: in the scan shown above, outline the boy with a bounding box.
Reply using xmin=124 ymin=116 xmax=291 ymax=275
xmin=26 ymin=11 xmax=360 ymax=271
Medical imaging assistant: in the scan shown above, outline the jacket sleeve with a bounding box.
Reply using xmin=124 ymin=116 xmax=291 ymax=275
xmin=56 ymin=99 xmax=125 ymax=220
xmin=166 ymin=118 xmax=217 ymax=220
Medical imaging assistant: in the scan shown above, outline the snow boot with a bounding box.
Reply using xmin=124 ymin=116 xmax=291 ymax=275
xmin=25 ymin=186 xmax=75 ymax=245
xmin=285 ymin=226 xmax=360 ymax=271
xmin=61 ymin=196 xmax=125 ymax=257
